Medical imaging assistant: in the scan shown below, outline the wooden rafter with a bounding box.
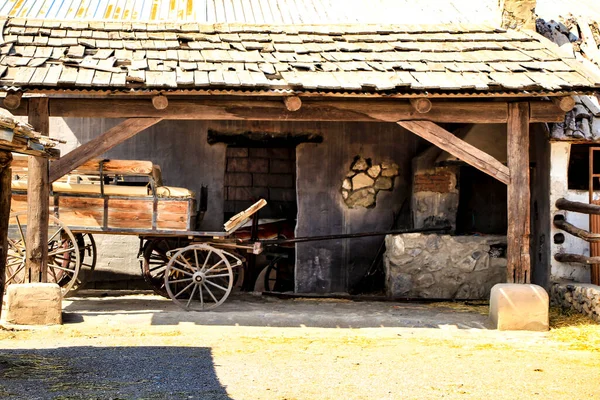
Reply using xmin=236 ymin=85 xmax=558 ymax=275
xmin=397 ymin=120 xmax=510 ymax=184
xmin=2 ymin=98 xmax=567 ymax=124
xmin=49 ymin=117 xmax=162 ymax=183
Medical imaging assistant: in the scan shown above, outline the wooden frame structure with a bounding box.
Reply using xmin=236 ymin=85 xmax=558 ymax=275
xmin=9 ymin=94 xmax=571 ymax=285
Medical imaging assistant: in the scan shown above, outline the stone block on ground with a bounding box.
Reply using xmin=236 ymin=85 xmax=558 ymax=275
xmin=489 ymin=283 xmax=548 ymax=331
xmin=4 ymin=283 xmax=62 ymax=326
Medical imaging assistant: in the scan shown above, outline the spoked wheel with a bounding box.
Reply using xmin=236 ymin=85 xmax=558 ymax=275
xmin=141 ymin=238 xmax=190 ymax=297
xmin=67 ymin=233 xmax=97 ymax=294
xmin=6 ymin=211 xmax=81 ymax=296
xmin=164 ymin=244 xmax=243 ymax=311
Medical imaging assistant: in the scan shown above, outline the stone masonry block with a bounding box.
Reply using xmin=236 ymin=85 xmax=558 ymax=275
xmin=489 ymin=283 xmax=549 ymax=331
xmin=4 ymin=283 xmax=62 ymax=325
xmin=247 ymin=158 xmax=269 ymax=173
xmin=270 ymin=159 xmax=294 ymax=173
xmin=226 ymin=147 xmax=248 ymax=158
xmin=270 ymin=188 xmax=296 ymax=202
xmin=225 ymin=172 xmax=252 ymax=187
xmin=249 ymin=148 xmax=269 ymax=158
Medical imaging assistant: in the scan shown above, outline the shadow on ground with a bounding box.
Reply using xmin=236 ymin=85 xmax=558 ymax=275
xmin=63 ymin=291 xmax=492 ymax=329
xmin=0 ymin=346 xmax=230 ymax=400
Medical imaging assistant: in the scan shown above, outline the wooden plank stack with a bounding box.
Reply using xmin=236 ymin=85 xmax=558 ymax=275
xmin=0 ymin=107 xmax=61 ymax=158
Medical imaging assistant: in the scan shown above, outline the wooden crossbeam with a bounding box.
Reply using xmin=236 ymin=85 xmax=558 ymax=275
xmin=507 ymin=102 xmax=531 ymax=284
xmin=397 ymin=121 xmax=510 ymax=184
xmin=49 ymin=117 xmax=162 ymax=183
xmin=3 ymin=98 xmax=567 ymax=123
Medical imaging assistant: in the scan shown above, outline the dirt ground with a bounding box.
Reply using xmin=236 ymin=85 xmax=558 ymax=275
xmin=0 ymin=292 xmax=599 ymax=400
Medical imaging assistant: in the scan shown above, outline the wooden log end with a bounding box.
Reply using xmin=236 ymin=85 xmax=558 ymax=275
xmin=3 ymin=92 xmax=23 ymax=110
xmin=410 ymin=98 xmax=432 ymax=114
xmin=152 ymin=95 xmax=169 ymax=110
xmin=551 ymin=96 xmax=576 ymax=112
xmin=283 ymin=96 xmax=302 ymax=112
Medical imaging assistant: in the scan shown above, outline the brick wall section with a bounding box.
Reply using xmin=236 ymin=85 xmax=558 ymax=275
xmin=225 ymin=147 xmax=296 ymax=216
xmin=413 ymin=170 xmax=454 ymax=193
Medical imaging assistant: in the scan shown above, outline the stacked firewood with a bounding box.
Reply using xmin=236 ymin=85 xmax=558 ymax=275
xmin=0 ymin=107 xmax=62 ymax=158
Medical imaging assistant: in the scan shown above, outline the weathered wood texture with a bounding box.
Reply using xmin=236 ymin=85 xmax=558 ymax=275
xmin=410 ymin=98 xmax=432 ymax=113
xmin=554 ymin=253 xmax=600 ymax=265
xmin=283 ymin=96 xmax=302 ymax=112
xmin=5 ymin=98 xmax=567 ymax=123
xmin=589 ymin=200 xmax=600 ymax=285
xmin=10 ymin=194 xmax=194 ymax=232
xmin=0 ymin=151 xmax=12 ymax=316
xmin=554 ymin=217 xmax=600 ymax=242
xmin=397 ymin=121 xmax=510 ymax=184
xmin=556 ymin=198 xmax=600 ymax=215
xmin=506 ymin=102 xmax=531 ymax=284
xmin=49 ymin=118 xmax=162 ymax=182
xmin=25 ymin=98 xmax=49 ymax=283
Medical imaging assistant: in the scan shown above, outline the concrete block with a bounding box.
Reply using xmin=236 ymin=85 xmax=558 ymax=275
xmin=489 ymin=284 xmax=548 ymax=331
xmin=4 ymin=283 xmax=62 ymax=325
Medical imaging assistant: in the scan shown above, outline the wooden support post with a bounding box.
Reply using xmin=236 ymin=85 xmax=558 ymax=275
xmin=49 ymin=117 xmax=162 ymax=182
xmin=26 ymin=98 xmax=50 ymax=283
xmin=0 ymin=151 xmax=12 ymax=316
xmin=397 ymin=121 xmax=510 ymax=184
xmin=507 ymin=102 xmax=531 ymax=284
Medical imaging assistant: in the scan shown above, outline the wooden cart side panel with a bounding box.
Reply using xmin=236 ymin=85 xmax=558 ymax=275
xmin=10 ymin=192 xmax=196 ymax=232
xmin=157 ymin=199 xmax=196 ymax=230
xmin=58 ymin=196 xmax=104 ymax=227
xmin=107 ymin=199 xmax=153 ymax=229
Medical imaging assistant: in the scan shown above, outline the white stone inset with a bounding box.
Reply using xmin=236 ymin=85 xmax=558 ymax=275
xmin=4 ymin=283 xmax=62 ymax=326
xmin=489 ymin=283 xmax=549 ymax=331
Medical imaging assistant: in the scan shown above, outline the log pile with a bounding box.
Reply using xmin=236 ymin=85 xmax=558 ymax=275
xmin=537 ymin=18 xmax=600 ymax=140
xmin=0 ymin=107 xmax=61 ymax=158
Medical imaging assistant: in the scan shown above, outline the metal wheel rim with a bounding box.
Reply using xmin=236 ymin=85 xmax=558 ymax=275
xmin=6 ymin=211 xmax=81 ymax=296
xmin=164 ymin=244 xmax=234 ymax=311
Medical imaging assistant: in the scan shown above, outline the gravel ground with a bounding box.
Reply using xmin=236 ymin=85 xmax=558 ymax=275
xmin=0 ymin=293 xmax=598 ymax=400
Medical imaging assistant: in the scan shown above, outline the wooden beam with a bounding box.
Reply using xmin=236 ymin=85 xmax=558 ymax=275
xmin=283 ymin=96 xmax=302 ymax=112
xmin=554 ymin=217 xmax=600 ymax=242
xmin=397 ymin=121 xmax=510 ymax=184
xmin=554 ymin=253 xmax=600 ymax=265
xmin=551 ymin=96 xmax=576 ymax=112
xmin=3 ymin=92 xmax=22 ymax=110
xmin=410 ymin=98 xmax=432 ymax=114
xmin=0 ymin=151 xmax=12 ymax=317
xmin=507 ymin=102 xmax=531 ymax=284
xmin=152 ymin=95 xmax=169 ymax=110
xmin=49 ymin=117 xmax=162 ymax=182
xmin=0 ymin=98 xmax=561 ymax=123
xmin=555 ymin=198 xmax=600 ymax=215
xmin=26 ymin=98 xmax=49 ymax=283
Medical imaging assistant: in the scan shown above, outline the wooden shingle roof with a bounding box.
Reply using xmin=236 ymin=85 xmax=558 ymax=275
xmin=0 ymin=18 xmax=599 ymax=96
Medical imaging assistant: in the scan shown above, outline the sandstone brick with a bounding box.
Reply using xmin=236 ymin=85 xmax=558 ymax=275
xmin=268 ymin=174 xmax=294 ymax=188
xmin=225 ymin=172 xmax=252 ymax=187
xmin=268 ymin=148 xmax=292 ymax=159
xmin=270 ymin=188 xmax=296 ymax=202
xmin=227 ymin=157 xmax=249 ymax=172
xmin=226 ymin=147 xmax=248 ymax=158
xmin=252 ymin=173 xmax=269 ymax=187
xmin=248 ymin=158 xmax=269 ymax=173
xmin=489 ymin=283 xmax=549 ymax=331
xmin=4 ymin=283 xmax=62 ymax=325
xmin=270 ymin=159 xmax=294 ymax=173
xmin=249 ymin=147 xmax=269 ymax=158
xmin=228 ymin=187 xmax=268 ymax=201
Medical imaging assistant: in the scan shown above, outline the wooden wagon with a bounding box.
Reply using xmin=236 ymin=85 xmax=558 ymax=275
xmin=7 ymin=156 xmax=266 ymax=311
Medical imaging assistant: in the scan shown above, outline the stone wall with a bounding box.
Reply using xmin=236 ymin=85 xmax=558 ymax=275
xmin=384 ymin=233 xmax=507 ymax=299
xmin=551 ymin=283 xmax=600 ymax=322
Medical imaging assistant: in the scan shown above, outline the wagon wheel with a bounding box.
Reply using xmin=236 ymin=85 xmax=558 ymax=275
xmin=164 ymin=244 xmax=242 ymax=311
xmin=67 ymin=233 xmax=97 ymax=294
xmin=141 ymin=238 xmax=189 ymax=297
xmin=6 ymin=211 xmax=81 ymax=296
